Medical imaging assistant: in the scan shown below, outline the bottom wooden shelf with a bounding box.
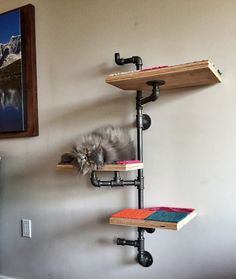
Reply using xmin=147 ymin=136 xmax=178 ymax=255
xmin=110 ymin=206 xmax=197 ymax=230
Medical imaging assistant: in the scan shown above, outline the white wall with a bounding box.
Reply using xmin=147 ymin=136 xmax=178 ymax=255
xmin=0 ymin=0 xmax=235 ymax=278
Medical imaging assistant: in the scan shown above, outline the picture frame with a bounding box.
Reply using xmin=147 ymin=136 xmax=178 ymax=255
xmin=0 ymin=4 xmax=38 ymax=138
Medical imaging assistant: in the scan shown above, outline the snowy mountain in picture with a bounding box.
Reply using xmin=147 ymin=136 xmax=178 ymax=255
xmin=0 ymin=35 xmax=21 ymax=69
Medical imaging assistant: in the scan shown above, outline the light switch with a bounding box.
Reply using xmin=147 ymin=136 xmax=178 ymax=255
xmin=21 ymin=219 xmax=32 ymax=238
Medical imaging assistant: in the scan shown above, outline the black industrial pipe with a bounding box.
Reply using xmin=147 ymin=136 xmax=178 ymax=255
xmin=91 ymin=53 xmax=163 ymax=267
xmin=90 ymin=171 xmax=140 ymax=187
xmin=141 ymin=80 xmax=165 ymax=105
xmin=115 ymin=52 xmax=143 ymax=69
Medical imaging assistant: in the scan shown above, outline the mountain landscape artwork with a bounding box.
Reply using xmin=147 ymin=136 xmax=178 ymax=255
xmin=0 ymin=9 xmax=25 ymax=133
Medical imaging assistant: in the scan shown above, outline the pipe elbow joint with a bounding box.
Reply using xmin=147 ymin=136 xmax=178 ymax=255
xmin=90 ymin=172 xmax=101 ymax=187
xmin=151 ymin=92 xmax=159 ymax=102
xmin=132 ymin=56 xmax=143 ymax=67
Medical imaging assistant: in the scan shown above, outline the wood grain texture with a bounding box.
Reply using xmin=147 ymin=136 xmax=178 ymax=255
xmin=56 ymin=163 xmax=143 ymax=172
xmin=99 ymin=162 xmax=143 ymax=171
xmin=105 ymin=60 xmax=222 ymax=91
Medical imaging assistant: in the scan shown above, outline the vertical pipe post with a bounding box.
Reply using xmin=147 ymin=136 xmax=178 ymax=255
xmin=135 ymin=64 xmax=144 ymax=210
xmin=136 ymin=91 xmax=144 ymax=209
xmin=113 ymin=54 xmax=152 ymax=266
xmin=135 ymin=64 xmax=146 ymax=257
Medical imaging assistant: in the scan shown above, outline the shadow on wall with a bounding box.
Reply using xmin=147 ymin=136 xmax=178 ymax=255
xmin=145 ymin=85 xmax=211 ymax=109
xmin=44 ymin=93 xmax=136 ymax=133
xmin=42 ymin=84 xmax=209 ymax=152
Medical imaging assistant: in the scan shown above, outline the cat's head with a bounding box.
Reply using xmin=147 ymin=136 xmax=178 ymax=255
xmin=60 ymin=145 xmax=104 ymax=175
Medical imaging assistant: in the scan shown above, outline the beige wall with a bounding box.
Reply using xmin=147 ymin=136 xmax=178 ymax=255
xmin=0 ymin=0 xmax=235 ymax=278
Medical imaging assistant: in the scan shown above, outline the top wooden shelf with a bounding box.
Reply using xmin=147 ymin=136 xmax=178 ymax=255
xmin=105 ymin=60 xmax=222 ymax=91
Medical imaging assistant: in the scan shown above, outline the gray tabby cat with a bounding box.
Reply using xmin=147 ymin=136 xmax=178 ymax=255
xmin=60 ymin=125 xmax=135 ymax=175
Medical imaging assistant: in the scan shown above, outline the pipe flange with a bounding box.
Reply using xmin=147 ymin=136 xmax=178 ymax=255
xmin=145 ymin=228 xmax=155 ymax=234
xmin=146 ymin=80 xmax=165 ymax=87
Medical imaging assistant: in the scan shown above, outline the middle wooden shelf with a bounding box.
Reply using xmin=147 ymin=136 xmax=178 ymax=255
xmin=56 ymin=162 xmax=143 ymax=172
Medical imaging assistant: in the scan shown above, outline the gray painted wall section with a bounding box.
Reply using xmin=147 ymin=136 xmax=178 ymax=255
xmin=0 ymin=0 xmax=236 ymax=278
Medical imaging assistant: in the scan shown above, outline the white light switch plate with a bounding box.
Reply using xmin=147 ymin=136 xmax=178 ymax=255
xmin=21 ymin=219 xmax=32 ymax=238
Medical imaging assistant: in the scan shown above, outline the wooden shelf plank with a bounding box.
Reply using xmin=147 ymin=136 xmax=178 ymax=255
xmin=105 ymin=60 xmax=222 ymax=91
xmin=109 ymin=207 xmax=197 ymax=230
xmin=56 ymin=164 xmax=75 ymax=170
xmin=56 ymin=162 xmax=143 ymax=172
xmin=101 ymin=162 xmax=143 ymax=171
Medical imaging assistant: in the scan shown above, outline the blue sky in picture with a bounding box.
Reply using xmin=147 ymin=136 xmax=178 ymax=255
xmin=0 ymin=9 xmax=21 ymax=44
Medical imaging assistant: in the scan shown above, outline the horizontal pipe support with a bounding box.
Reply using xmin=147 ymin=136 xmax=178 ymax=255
xmin=90 ymin=171 xmax=140 ymax=187
xmin=117 ymin=238 xmax=139 ymax=247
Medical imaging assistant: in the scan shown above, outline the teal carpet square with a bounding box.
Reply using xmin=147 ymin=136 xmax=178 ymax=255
xmin=144 ymin=211 xmax=188 ymax=223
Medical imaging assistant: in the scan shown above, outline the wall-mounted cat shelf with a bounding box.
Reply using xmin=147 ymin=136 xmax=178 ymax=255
xmin=57 ymin=53 xmax=221 ymax=267
xmin=103 ymin=53 xmax=221 ymax=267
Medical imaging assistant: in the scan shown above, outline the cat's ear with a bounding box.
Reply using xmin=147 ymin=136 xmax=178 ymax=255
xmin=92 ymin=144 xmax=97 ymax=150
xmin=60 ymin=152 xmax=77 ymax=164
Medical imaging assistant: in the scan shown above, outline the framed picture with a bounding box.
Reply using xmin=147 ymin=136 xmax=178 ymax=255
xmin=0 ymin=4 xmax=38 ymax=138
